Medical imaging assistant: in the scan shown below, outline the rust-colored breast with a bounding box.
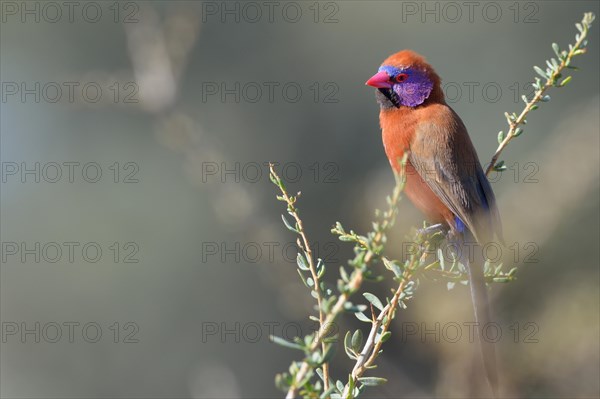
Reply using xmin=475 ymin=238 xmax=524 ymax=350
xmin=380 ymin=108 xmax=455 ymax=226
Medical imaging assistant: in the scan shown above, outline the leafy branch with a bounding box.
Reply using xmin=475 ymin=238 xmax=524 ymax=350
xmin=487 ymin=12 xmax=595 ymax=175
xmin=270 ymin=159 xmax=407 ymax=399
xmin=339 ymin=245 xmax=433 ymax=397
xmin=269 ymin=164 xmax=333 ymax=393
xmin=422 ymin=247 xmax=518 ymax=288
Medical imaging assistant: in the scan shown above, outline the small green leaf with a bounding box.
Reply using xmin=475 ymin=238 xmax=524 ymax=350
xmin=552 ymin=42 xmax=560 ymax=56
xmin=339 ymin=266 xmax=349 ymax=282
xmin=358 ymin=377 xmax=387 ymax=386
xmin=493 ymin=160 xmax=506 ymax=171
xmin=269 ymin=172 xmax=278 ymax=186
xmin=281 ymin=215 xmax=299 ymax=233
xmin=343 ymin=331 xmax=352 ymax=348
xmin=351 ymin=330 xmax=364 ymax=353
xmin=533 ymin=65 xmax=547 ymax=78
xmin=270 ymin=335 xmax=305 ymax=351
xmin=344 ymin=302 xmax=367 ymax=313
xmin=379 ymin=331 xmax=392 ymax=343
xmin=316 ymin=260 xmax=326 ymax=279
xmin=296 ymin=253 xmax=309 ymax=270
xmin=559 ymin=76 xmax=572 ymax=86
xmin=320 ymin=386 xmax=337 ymax=399
xmin=383 ymin=258 xmax=402 ymax=278
xmin=363 ymin=292 xmax=384 ymax=311
xmin=514 ymin=127 xmax=523 ymax=137
xmin=297 ymin=269 xmax=309 ymax=287
xmin=337 ymin=279 xmax=347 ymax=294
xmin=348 ymin=374 xmax=357 ymax=395
xmin=343 ymin=332 xmax=357 ymax=360
xmin=355 ymin=312 xmax=371 ymax=323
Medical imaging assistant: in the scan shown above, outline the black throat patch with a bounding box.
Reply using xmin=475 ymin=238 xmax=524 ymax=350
xmin=376 ymin=88 xmax=401 ymax=109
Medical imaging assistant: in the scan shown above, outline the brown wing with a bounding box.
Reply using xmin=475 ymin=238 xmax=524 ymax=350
xmin=408 ymin=105 xmax=502 ymax=244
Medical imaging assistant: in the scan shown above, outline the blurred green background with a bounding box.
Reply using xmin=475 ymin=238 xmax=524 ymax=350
xmin=1 ymin=1 xmax=599 ymax=398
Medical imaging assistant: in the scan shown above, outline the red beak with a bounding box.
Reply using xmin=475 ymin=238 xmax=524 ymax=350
xmin=366 ymin=71 xmax=392 ymax=88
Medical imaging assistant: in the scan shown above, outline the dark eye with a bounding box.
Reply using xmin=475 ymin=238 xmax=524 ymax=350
xmin=395 ymin=73 xmax=408 ymax=83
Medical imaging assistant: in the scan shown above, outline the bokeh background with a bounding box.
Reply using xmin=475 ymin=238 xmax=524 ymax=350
xmin=1 ymin=1 xmax=599 ymax=398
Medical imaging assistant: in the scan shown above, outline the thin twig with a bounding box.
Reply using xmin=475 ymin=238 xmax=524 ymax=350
xmin=486 ymin=12 xmax=595 ymax=175
xmin=278 ymin=170 xmax=405 ymax=399
xmin=269 ymin=164 xmax=331 ymax=394
xmin=342 ymin=249 xmax=431 ymax=398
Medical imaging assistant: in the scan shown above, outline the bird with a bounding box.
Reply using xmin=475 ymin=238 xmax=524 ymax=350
xmin=366 ymin=50 xmax=503 ymax=396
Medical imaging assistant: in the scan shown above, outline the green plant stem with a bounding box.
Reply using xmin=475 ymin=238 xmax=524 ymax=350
xmin=269 ymin=164 xmax=331 ymax=394
xmin=281 ymin=173 xmax=405 ymax=399
xmin=284 ymin=226 xmax=393 ymax=399
xmin=486 ymin=12 xmax=594 ymax=175
xmin=342 ymin=251 xmax=428 ymax=398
